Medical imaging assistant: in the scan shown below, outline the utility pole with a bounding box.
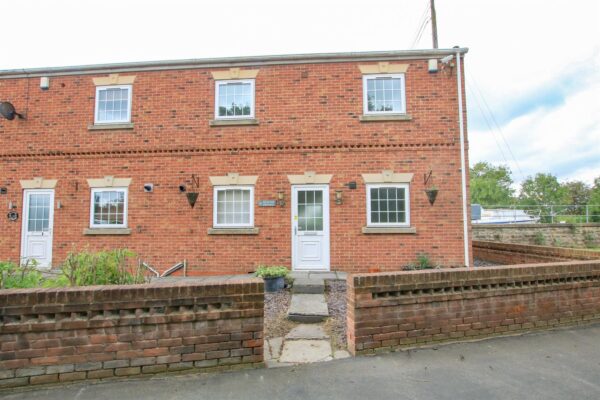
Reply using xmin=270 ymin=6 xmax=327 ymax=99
xmin=430 ymin=0 xmax=438 ymax=48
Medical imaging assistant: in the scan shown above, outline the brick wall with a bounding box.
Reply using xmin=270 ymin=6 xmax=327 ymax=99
xmin=0 ymin=55 xmax=471 ymax=274
xmin=473 ymin=240 xmax=600 ymax=264
xmin=473 ymin=224 xmax=600 ymax=248
xmin=347 ymin=261 xmax=600 ymax=355
xmin=0 ymin=279 xmax=264 ymax=388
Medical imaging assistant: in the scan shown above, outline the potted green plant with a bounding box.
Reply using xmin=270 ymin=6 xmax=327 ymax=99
xmin=425 ymin=185 xmax=439 ymax=205
xmin=255 ymin=265 xmax=289 ymax=292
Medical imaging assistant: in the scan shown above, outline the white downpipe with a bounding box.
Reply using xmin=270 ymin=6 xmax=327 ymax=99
xmin=456 ymin=51 xmax=470 ymax=268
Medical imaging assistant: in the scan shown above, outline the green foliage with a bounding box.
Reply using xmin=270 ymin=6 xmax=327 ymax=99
xmin=403 ymin=253 xmax=436 ymax=271
xmin=61 ymin=248 xmax=145 ymax=286
xmin=533 ymin=232 xmax=546 ymax=246
xmin=519 ymin=173 xmax=569 ymax=206
xmin=583 ymin=232 xmax=598 ymax=249
xmin=254 ymin=265 xmax=289 ymax=279
xmin=590 ymin=179 xmax=600 ymax=222
xmin=0 ymin=260 xmax=44 ymax=289
xmin=470 ymin=162 xmax=515 ymax=206
xmin=563 ymin=180 xmax=591 ymax=211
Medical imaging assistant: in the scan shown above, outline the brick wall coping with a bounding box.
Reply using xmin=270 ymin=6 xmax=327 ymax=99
xmin=473 ymin=240 xmax=600 ymax=261
xmin=0 ymin=48 xmax=468 ymax=79
xmin=0 ymin=278 xmax=263 ymax=307
xmin=348 ymin=260 xmax=600 ymax=307
xmin=473 ymin=223 xmax=600 ymax=229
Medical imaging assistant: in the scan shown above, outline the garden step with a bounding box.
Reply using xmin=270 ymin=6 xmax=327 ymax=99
xmin=285 ymin=324 xmax=329 ymax=340
xmin=287 ymin=294 xmax=329 ymax=323
xmin=292 ymin=278 xmax=325 ymax=294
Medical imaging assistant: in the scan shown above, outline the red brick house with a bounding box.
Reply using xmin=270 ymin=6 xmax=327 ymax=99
xmin=0 ymin=49 xmax=472 ymax=275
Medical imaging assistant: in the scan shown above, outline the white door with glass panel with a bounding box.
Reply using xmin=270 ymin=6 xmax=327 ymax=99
xmin=20 ymin=189 xmax=54 ymax=269
xmin=292 ymin=185 xmax=330 ymax=271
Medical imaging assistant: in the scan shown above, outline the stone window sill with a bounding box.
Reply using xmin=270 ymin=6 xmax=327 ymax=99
xmin=83 ymin=228 xmax=132 ymax=235
xmin=209 ymin=119 xmax=259 ymax=127
xmin=208 ymin=227 xmax=260 ymax=235
xmin=88 ymin=123 xmax=134 ymax=131
xmin=359 ymin=114 xmax=412 ymax=122
xmin=362 ymin=226 xmax=416 ymax=234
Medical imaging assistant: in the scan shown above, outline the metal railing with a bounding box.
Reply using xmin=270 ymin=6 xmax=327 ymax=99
xmin=473 ymin=204 xmax=600 ymax=224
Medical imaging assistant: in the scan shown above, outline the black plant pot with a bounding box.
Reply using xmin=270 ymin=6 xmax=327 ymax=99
xmin=264 ymin=277 xmax=285 ymax=292
xmin=425 ymin=189 xmax=439 ymax=205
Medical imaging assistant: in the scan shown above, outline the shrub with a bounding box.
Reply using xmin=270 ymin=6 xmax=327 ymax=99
xmin=61 ymin=248 xmax=146 ymax=286
xmin=0 ymin=260 xmax=44 ymax=289
xmin=533 ymin=232 xmax=546 ymax=246
xmin=255 ymin=265 xmax=289 ymax=279
xmin=403 ymin=253 xmax=437 ymax=271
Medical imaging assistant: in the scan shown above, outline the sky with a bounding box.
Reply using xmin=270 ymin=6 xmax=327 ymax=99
xmin=1 ymin=0 xmax=598 ymax=187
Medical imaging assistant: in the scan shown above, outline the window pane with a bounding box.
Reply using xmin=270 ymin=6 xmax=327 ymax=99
xmin=215 ymin=188 xmax=252 ymax=226
xmin=97 ymin=87 xmax=130 ymax=123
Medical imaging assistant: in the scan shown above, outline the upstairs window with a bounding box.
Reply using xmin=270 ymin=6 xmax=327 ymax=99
xmin=213 ymin=186 xmax=254 ymax=228
xmin=215 ymin=80 xmax=255 ymax=119
xmin=90 ymin=188 xmax=128 ymax=228
xmin=363 ymin=74 xmax=406 ymax=115
xmin=95 ymin=85 xmax=132 ymax=124
xmin=366 ymin=184 xmax=410 ymax=227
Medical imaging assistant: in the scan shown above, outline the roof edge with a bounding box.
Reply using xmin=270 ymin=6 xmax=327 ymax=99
xmin=0 ymin=48 xmax=468 ymax=79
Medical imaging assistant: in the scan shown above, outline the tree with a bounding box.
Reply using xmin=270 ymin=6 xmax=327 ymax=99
xmin=519 ymin=173 xmax=569 ymax=205
xmin=470 ymin=162 xmax=514 ymax=205
xmin=590 ymin=177 xmax=600 ymax=222
xmin=562 ymin=180 xmax=591 ymax=214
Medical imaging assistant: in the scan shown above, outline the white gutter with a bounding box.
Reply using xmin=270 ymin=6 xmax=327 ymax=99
xmin=456 ymin=50 xmax=470 ymax=267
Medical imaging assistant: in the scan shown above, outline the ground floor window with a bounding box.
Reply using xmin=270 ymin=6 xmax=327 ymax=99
xmin=213 ymin=186 xmax=254 ymax=228
xmin=366 ymin=183 xmax=410 ymax=227
xmin=90 ymin=188 xmax=128 ymax=228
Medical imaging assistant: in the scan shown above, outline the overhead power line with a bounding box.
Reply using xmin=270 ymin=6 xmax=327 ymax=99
xmin=467 ymin=71 xmax=526 ymax=181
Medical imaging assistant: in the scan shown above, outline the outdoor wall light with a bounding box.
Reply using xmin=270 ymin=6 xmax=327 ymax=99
xmin=277 ymin=191 xmax=286 ymax=207
xmin=335 ymin=190 xmax=343 ymax=205
xmin=179 ymin=185 xmax=186 ymax=193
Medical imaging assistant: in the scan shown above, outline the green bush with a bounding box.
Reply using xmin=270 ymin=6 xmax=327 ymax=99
xmin=533 ymin=232 xmax=546 ymax=246
xmin=254 ymin=265 xmax=289 ymax=279
xmin=61 ymin=248 xmax=145 ymax=286
xmin=0 ymin=260 xmax=44 ymax=289
xmin=403 ymin=253 xmax=437 ymax=271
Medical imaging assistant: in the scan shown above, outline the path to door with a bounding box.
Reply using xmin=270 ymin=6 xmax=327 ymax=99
xmin=265 ymin=271 xmax=350 ymax=366
xmin=5 ymin=324 xmax=599 ymax=400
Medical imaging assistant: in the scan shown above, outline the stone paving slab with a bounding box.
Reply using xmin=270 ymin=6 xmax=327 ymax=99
xmin=287 ymin=294 xmax=329 ymax=323
xmin=279 ymin=340 xmax=333 ymax=364
xmin=285 ymin=324 xmax=329 ymax=340
xmin=292 ymin=278 xmax=325 ymax=294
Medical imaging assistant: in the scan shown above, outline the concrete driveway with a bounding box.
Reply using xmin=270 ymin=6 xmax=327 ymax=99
xmin=2 ymin=324 xmax=599 ymax=400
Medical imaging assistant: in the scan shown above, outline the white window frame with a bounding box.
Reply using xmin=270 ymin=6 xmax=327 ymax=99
xmin=89 ymin=187 xmax=128 ymax=229
xmin=366 ymin=183 xmax=410 ymax=227
xmin=214 ymin=79 xmax=255 ymax=120
xmin=213 ymin=185 xmax=255 ymax=228
xmin=362 ymin=74 xmax=406 ymax=115
xmin=94 ymin=85 xmax=133 ymax=124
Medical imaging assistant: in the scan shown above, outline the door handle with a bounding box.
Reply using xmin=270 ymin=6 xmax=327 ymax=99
xmin=294 ymin=226 xmax=297 ymax=235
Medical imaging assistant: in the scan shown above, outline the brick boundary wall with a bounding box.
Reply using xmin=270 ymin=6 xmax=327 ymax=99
xmin=472 ymin=223 xmax=600 ymax=248
xmin=347 ymin=261 xmax=600 ymax=355
xmin=0 ymin=279 xmax=264 ymax=388
xmin=473 ymin=240 xmax=600 ymax=265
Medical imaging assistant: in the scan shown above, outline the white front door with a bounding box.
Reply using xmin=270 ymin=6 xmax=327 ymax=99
xmin=20 ymin=189 xmax=54 ymax=269
xmin=292 ymin=185 xmax=330 ymax=271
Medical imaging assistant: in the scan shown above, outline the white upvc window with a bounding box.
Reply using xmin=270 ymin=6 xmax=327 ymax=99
xmin=213 ymin=186 xmax=254 ymax=228
xmin=363 ymin=74 xmax=406 ymax=115
xmin=215 ymin=80 xmax=255 ymax=120
xmin=95 ymin=85 xmax=132 ymax=124
xmin=90 ymin=188 xmax=128 ymax=228
xmin=366 ymin=183 xmax=410 ymax=227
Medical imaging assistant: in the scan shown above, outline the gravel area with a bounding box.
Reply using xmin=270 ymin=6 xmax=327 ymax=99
xmin=325 ymin=280 xmax=347 ymax=349
xmin=264 ymin=289 xmax=296 ymax=339
xmin=474 ymin=258 xmax=501 ymax=267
